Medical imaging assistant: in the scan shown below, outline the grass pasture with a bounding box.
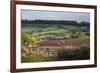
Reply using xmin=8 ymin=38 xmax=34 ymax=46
xmin=21 ymin=23 xmax=90 ymax=62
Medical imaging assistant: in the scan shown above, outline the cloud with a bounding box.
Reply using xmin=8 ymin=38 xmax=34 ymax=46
xmin=21 ymin=10 xmax=90 ymax=22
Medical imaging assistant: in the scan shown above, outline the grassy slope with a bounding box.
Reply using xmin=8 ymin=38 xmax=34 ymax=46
xmin=21 ymin=23 xmax=90 ymax=62
xmin=22 ymin=24 xmax=88 ymax=36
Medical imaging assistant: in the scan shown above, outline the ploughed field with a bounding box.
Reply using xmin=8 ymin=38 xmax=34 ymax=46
xmin=38 ymin=38 xmax=90 ymax=49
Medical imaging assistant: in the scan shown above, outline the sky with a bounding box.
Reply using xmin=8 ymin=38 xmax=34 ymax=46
xmin=21 ymin=9 xmax=90 ymax=23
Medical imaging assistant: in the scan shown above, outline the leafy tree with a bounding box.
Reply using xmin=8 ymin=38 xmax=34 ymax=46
xmin=79 ymin=32 xmax=89 ymax=38
xmin=21 ymin=32 xmax=33 ymax=46
xmin=21 ymin=32 xmax=42 ymax=48
xmin=32 ymin=36 xmax=42 ymax=47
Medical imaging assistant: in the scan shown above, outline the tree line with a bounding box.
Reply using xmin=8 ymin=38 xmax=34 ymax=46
xmin=21 ymin=19 xmax=90 ymax=26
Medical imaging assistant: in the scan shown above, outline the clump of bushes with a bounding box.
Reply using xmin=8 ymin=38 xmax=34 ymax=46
xmin=56 ymin=48 xmax=90 ymax=61
xmin=21 ymin=48 xmax=90 ymax=62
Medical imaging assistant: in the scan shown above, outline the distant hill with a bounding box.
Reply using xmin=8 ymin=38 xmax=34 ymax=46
xmin=21 ymin=19 xmax=90 ymax=26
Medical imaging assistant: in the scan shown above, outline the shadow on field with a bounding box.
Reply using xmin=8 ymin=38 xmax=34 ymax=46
xmin=56 ymin=48 xmax=90 ymax=61
xmin=21 ymin=48 xmax=90 ymax=63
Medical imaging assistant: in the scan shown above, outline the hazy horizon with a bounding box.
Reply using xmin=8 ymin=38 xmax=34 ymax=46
xmin=21 ymin=10 xmax=90 ymax=23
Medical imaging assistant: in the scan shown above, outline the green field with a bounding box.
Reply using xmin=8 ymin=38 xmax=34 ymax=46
xmin=21 ymin=22 xmax=90 ymax=63
xmin=22 ymin=23 xmax=89 ymax=38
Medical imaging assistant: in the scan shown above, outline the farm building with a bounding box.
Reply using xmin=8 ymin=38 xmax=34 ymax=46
xmin=42 ymin=34 xmax=70 ymax=40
